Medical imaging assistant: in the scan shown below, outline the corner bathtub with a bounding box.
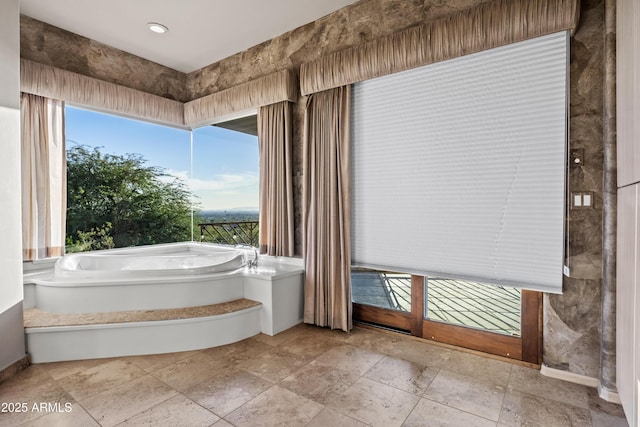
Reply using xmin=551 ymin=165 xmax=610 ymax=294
xmin=55 ymin=242 xmax=246 ymax=279
xmin=32 ymin=242 xmax=250 ymax=314
xmin=24 ymin=242 xmax=305 ymax=362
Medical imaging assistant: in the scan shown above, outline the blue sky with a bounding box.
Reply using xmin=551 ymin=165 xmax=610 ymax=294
xmin=65 ymin=106 xmax=259 ymax=211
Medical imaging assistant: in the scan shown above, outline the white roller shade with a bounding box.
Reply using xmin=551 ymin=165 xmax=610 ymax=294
xmin=351 ymin=31 xmax=568 ymax=294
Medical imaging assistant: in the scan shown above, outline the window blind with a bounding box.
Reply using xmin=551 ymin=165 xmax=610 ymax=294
xmin=351 ymin=31 xmax=568 ymax=294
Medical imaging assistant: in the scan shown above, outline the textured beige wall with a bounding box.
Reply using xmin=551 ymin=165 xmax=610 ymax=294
xmin=20 ymin=0 xmax=606 ymax=378
xmin=186 ymin=0 xmax=492 ymax=99
xmin=20 ymin=15 xmax=188 ymax=102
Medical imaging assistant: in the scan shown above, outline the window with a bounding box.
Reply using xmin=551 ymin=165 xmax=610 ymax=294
xmin=192 ymin=118 xmax=259 ymax=246
xmin=64 ymin=106 xmax=259 ymax=252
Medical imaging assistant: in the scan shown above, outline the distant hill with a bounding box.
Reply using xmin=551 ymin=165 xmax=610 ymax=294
xmin=196 ymin=209 xmax=258 ymax=223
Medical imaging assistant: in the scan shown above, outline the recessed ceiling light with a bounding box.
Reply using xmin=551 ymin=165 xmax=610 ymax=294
xmin=147 ymin=22 xmax=168 ymax=34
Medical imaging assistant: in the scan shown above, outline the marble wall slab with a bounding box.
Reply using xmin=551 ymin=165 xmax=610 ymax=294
xmin=544 ymin=0 xmax=604 ymax=379
xmin=19 ymin=15 xmax=188 ymax=102
xmin=185 ymin=0 xmax=493 ymax=100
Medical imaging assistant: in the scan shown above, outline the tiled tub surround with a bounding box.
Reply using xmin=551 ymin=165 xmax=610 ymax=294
xmin=0 ymin=324 xmax=628 ymax=427
xmin=22 ymin=244 xmax=304 ymax=363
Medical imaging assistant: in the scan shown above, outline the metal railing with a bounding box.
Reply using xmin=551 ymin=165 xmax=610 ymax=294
xmin=198 ymin=221 xmax=259 ymax=247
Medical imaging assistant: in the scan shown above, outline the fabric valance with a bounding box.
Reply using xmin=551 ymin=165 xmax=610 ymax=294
xmin=21 ymin=60 xmax=298 ymax=130
xmin=300 ymin=0 xmax=579 ymax=95
xmin=184 ymin=69 xmax=298 ymax=128
xmin=20 ymin=59 xmax=185 ymax=127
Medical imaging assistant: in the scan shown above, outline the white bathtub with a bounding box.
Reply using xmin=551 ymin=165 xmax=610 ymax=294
xmin=32 ymin=242 xmax=251 ymax=314
xmin=55 ymin=242 xmax=245 ymax=279
xmin=24 ymin=242 xmax=305 ymax=362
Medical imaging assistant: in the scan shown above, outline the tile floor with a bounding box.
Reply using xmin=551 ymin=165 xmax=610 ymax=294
xmin=0 ymin=324 xmax=629 ymax=427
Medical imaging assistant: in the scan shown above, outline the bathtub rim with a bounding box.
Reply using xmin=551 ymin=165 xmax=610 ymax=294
xmin=29 ymin=255 xmax=304 ymax=288
xmin=23 ymin=242 xmax=304 ymax=288
xmin=53 ymin=241 xmax=248 ymax=280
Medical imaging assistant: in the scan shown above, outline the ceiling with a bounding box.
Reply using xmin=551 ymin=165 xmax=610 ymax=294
xmin=19 ymin=0 xmax=359 ymax=73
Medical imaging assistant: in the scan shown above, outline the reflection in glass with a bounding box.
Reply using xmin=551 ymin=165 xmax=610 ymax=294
xmin=425 ymin=278 xmax=521 ymax=336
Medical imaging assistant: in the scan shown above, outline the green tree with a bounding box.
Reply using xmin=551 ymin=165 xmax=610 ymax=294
xmin=66 ymin=145 xmax=193 ymax=250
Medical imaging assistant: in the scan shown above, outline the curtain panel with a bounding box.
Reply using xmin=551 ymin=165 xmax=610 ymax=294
xmin=257 ymin=101 xmax=294 ymax=256
xmin=302 ymin=86 xmax=352 ymax=332
xmin=299 ymin=0 xmax=579 ymax=95
xmin=21 ymin=93 xmax=66 ymax=260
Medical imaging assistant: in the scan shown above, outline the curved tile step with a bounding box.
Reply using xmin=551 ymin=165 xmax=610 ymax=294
xmin=25 ymin=299 xmax=262 ymax=363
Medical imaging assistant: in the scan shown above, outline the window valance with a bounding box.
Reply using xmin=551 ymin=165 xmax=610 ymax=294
xmin=184 ymin=69 xmax=298 ymax=128
xmin=21 ymin=60 xmax=298 ymax=130
xmin=300 ymin=0 xmax=579 ymax=95
xmin=20 ymin=59 xmax=185 ymax=127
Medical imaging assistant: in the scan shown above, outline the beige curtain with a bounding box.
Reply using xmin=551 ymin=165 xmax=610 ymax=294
xmin=258 ymin=101 xmax=294 ymax=256
xmin=302 ymin=86 xmax=352 ymax=332
xmin=21 ymin=93 xmax=66 ymax=260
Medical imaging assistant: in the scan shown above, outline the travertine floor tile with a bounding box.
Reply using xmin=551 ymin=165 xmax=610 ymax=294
xmin=384 ymin=338 xmax=453 ymax=368
xmin=329 ymin=377 xmax=420 ymax=427
xmin=3 ymin=324 xmax=628 ymax=427
xmin=57 ymin=359 xmax=144 ymax=401
xmin=307 ymin=408 xmax=368 ymax=427
xmin=118 ymin=394 xmax=217 ymax=426
xmin=587 ymin=387 xmax=627 ymax=418
xmin=152 ymin=352 xmax=229 ymax=392
xmin=184 ymin=369 xmax=273 ymax=416
xmin=440 ymin=351 xmax=513 ymax=386
xmin=314 ymin=344 xmax=384 ymax=376
xmin=0 ymin=364 xmax=57 ymax=401
xmin=0 ymin=365 xmax=72 ymax=426
xmin=125 ymin=350 xmax=199 ymax=373
xmin=365 ymin=356 xmax=438 ymax=396
xmin=237 ymin=348 xmax=310 ymax=382
xmin=423 ymin=369 xmax=506 ymax=421
xmin=251 ymin=323 xmax=308 ymax=346
xmin=508 ymin=365 xmax=590 ymax=409
xmin=403 ymin=398 xmax=498 ymax=427
xmin=17 ymin=402 xmax=99 ymax=427
xmin=24 ymin=300 xmax=260 ymax=327
xmin=281 ymin=361 xmax=360 ymax=405
xmin=278 ymin=333 xmax=341 ymax=358
xmin=332 ymin=327 xmax=403 ymax=354
xmin=498 ymin=389 xmax=591 ymax=427
xmin=226 ymin=385 xmax=323 ymax=427
xmin=40 ymin=358 xmax=117 ymax=381
xmin=590 ymin=411 xmax=629 ymax=427
xmin=81 ymin=375 xmax=176 ymax=427
xmin=203 ymin=338 xmax=273 ymax=363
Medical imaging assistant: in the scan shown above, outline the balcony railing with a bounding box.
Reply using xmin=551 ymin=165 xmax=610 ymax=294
xmin=198 ymin=221 xmax=259 ymax=247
